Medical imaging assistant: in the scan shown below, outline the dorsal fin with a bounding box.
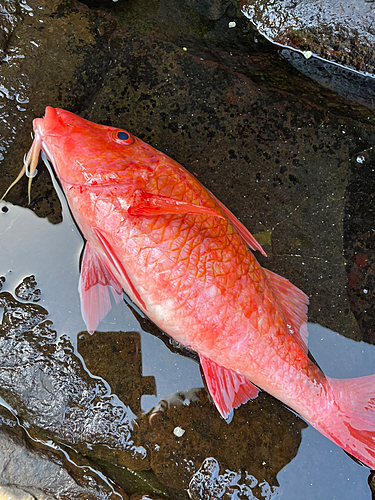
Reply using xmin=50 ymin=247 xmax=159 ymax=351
xmin=207 ymin=191 xmax=267 ymax=256
xmin=264 ymin=268 xmax=309 ymax=352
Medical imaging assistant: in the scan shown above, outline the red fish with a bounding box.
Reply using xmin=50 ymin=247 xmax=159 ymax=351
xmin=6 ymin=106 xmax=375 ymax=468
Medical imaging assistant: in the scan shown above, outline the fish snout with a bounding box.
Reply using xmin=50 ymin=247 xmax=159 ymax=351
xmin=33 ymin=106 xmax=61 ymax=137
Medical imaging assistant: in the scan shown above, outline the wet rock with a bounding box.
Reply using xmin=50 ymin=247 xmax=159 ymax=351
xmin=142 ymin=388 xmax=305 ymax=494
xmin=14 ymin=275 xmax=41 ymax=302
xmin=0 ymin=0 xmax=111 ymax=221
xmin=279 ymin=49 xmax=375 ymax=112
xmin=241 ymin=0 xmax=375 ymax=76
xmin=369 ymin=470 xmax=375 ymax=499
xmin=130 ymin=495 xmax=165 ymax=500
xmin=344 ymin=147 xmax=375 ymax=344
xmin=0 ymin=284 xmax=149 ymax=472
xmin=0 ymin=1 xmax=18 ymax=60
xmin=0 ymin=405 xmax=127 ymax=499
xmin=188 ymin=457 xmax=280 ymax=499
xmin=89 ymin=461 xmax=170 ymax=500
xmin=185 ymin=0 xmax=228 ymax=21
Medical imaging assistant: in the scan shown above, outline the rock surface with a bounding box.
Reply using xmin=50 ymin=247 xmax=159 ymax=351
xmin=0 ymin=405 xmax=127 ymax=499
xmin=241 ymin=0 xmax=375 ymax=75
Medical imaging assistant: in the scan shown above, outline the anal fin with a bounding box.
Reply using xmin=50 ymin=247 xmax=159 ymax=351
xmin=199 ymin=354 xmax=260 ymax=420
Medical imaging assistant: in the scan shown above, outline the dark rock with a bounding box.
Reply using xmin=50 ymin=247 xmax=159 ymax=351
xmin=344 ymin=147 xmax=375 ymax=344
xmin=188 ymin=457 xmax=279 ymax=499
xmin=0 ymin=0 xmax=111 ymax=222
xmin=15 ymin=275 xmax=41 ymax=302
xmin=241 ymin=0 xmax=375 ymax=76
xmin=141 ymin=388 xmax=305 ymax=493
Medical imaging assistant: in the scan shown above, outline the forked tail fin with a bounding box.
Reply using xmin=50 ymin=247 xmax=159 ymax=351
xmin=317 ymin=375 xmax=375 ymax=469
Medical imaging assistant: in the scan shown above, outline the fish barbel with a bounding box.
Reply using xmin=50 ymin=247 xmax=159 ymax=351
xmin=5 ymin=106 xmax=375 ymax=468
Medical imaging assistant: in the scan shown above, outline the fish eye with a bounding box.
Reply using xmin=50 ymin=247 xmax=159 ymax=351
xmin=112 ymin=129 xmax=133 ymax=145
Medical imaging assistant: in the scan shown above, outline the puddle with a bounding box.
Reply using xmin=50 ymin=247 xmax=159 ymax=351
xmin=1 ymin=187 xmax=375 ymax=498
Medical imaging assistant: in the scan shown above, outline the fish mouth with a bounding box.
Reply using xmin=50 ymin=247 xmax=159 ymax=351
xmin=1 ymin=106 xmax=59 ymax=204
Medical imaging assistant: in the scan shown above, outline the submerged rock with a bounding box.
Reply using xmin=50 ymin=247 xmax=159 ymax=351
xmin=142 ymin=388 xmax=305 ymax=494
xmin=78 ymin=330 xmax=156 ymax=416
xmin=344 ymin=147 xmax=375 ymax=344
xmin=0 ymin=283 xmax=148 ymax=472
xmin=188 ymin=457 xmax=280 ymax=499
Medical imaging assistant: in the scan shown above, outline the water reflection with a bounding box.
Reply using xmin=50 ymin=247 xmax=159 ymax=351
xmin=78 ymin=330 xmax=157 ymax=415
xmin=0 ymin=278 xmax=305 ymax=495
xmin=189 ymin=457 xmax=281 ymax=499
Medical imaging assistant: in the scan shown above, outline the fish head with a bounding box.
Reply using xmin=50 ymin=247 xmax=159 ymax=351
xmin=34 ymin=106 xmax=159 ymax=188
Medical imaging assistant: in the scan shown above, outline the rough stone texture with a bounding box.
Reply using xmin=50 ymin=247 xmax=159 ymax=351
xmin=0 ymin=405 xmax=127 ymax=499
xmin=241 ymin=0 xmax=375 ymax=75
xmin=188 ymin=457 xmax=279 ymax=499
xmin=0 ymin=286 xmax=148 ymax=472
xmin=14 ymin=275 xmax=41 ymax=302
xmin=0 ymin=0 xmax=111 ymax=222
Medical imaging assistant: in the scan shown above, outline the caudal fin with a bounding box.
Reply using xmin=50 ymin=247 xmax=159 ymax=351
xmin=317 ymin=375 xmax=375 ymax=469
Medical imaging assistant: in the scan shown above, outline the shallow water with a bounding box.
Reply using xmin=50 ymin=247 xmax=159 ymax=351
xmin=0 ymin=194 xmax=374 ymax=498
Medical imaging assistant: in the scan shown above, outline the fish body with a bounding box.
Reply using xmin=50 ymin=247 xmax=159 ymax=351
xmin=14 ymin=107 xmax=375 ymax=468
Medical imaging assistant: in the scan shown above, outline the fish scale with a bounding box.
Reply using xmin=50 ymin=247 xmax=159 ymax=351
xmin=4 ymin=106 xmax=375 ymax=469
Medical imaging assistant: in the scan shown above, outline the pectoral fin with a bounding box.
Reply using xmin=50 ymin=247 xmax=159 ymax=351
xmin=128 ymin=190 xmax=225 ymax=219
xmin=199 ymin=354 xmax=260 ymax=420
xmin=79 ymin=230 xmax=147 ymax=334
